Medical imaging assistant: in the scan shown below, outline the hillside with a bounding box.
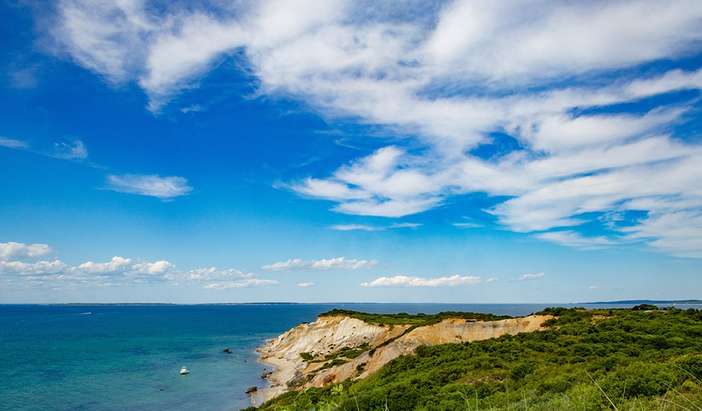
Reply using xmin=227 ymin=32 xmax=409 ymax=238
xmin=249 ymin=307 xmax=702 ymax=410
xmin=253 ymin=310 xmax=550 ymax=403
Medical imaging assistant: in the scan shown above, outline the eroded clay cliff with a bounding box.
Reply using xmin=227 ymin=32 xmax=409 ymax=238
xmin=256 ymin=313 xmax=553 ymax=403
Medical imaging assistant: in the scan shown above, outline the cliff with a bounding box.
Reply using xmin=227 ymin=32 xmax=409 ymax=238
xmin=255 ymin=312 xmax=553 ymax=403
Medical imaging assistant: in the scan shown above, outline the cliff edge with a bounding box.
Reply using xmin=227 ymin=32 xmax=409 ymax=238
xmin=255 ymin=311 xmax=553 ymax=403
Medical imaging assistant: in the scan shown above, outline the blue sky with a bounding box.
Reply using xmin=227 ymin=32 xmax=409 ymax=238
xmin=2 ymin=0 xmax=702 ymax=303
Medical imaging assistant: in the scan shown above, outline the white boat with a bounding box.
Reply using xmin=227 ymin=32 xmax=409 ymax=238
xmin=179 ymin=366 xmax=190 ymax=375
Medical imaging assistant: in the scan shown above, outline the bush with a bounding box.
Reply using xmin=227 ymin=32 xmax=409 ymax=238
xmin=678 ymin=354 xmax=702 ymax=380
xmin=299 ymin=352 xmax=314 ymax=361
xmin=632 ymin=304 xmax=658 ymax=311
xmin=602 ymin=362 xmax=680 ymax=398
xmin=510 ymin=362 xmax=534 ymax=380
xmin=538 ymin=374 xmax=572 ymax=394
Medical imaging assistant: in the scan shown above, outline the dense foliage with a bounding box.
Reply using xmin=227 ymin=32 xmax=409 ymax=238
xmin=319 ymin=309 xmax=510 ymax=326
xmin=250 ymin=308 xmax=702 ymax=410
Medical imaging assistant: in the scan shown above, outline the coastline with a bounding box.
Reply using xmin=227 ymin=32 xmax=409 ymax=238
xmin=253 ymin=344 xmax=290 ymax=404
xmin=251 ymin=311 xmax=553 ymax=405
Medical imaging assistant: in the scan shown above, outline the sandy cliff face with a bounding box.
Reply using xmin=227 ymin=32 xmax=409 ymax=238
xmin=256 ymin=315 xmax=410 ymax=401
xmin=256 ymin=314 xmax=552 ymax=403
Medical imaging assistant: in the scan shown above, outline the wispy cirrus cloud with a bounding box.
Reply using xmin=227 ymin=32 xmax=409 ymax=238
xmin=1 ymin=135 xmax=193 ymax=203
xmin=389 ymin=222 xmax=422 ymax=229
xmin=262 ymin=256 xmax=377 ymax=271
xmin=518 ymin=272 xmax=545 ymax=281
xmin=361 ymin=274 xmax=483 ymax=288
xmin=0 ymin=137 xmax=28 ymax=149
xmin=330 ymin=222 xmax=421 ymax=232
xmin=53 ymin=140 xmax=88 ymax=160
xmin=203 ymin=276 xmax=278 ymax=289
xmin=106 ymin=174 xmax=192 ymax=199
xmin=452 ymin=218 xmax=483 ymax=229
xmin=0 ymin=136 xmax=89 ymax=161
xmin=329 ymin=224 xmax=381 ymax=232
xmin=534 ymin=231 xmax=615 ymax=250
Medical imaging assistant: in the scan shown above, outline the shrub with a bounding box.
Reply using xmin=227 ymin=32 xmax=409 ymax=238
xmin=602 ymin=362 xmax=680 ymax=398
xmin=678 ymin=354 xmax=702 ymax=380
xmin=632 ymin=304 xmax=658 ymax=311
xmin=510 ymin=362 xmax=534 ymax=380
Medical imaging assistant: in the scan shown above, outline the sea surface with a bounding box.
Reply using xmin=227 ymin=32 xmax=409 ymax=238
xmin=2 ymin=302 xmax=700 ymax=411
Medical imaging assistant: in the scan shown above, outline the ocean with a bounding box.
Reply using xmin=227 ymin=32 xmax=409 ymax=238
xmin=2 ymin=302 xmax=700 ymax=411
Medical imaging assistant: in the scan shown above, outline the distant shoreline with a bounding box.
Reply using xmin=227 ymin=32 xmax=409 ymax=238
xmin=580 ymin=299 xmax=702 ymax=305
xmin=0 ymin=300 xmax=700 ymax=306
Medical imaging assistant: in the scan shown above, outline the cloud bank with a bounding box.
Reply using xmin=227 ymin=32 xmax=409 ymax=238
xmin=106 ymin=174 xmax=192 ymax=199
xmin=0 ymin=241 xmax=276 ymax=289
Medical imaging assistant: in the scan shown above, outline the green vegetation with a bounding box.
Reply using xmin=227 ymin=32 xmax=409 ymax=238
xmin=250 ymin=307 xmax=702 ymax=411
xmin=301 ymin=343 xmax=371 ymax=364
xmin=299 ymin=352 xmax=315 ymax=361
xmin=320 ymin=309 xmax=509 ymax=326
xmin=327 ymin=343 xmax=370 ymax=361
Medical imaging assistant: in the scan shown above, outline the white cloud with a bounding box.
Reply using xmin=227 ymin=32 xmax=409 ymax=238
xmin=0 ymin=259 xmax=67 ymax=276
xmin=310 ymin=257 xmax=377 ymax=270
xmin=453 ymin=221 xmax=482 ymax=229
xmin=295 ymin=146 xmax=444 ymax=217
xmin=203 ymin=278 xmax=278 ymax=289
xmin=139 ymin=13 xmax=247 ymax=111
xmin=262 ymin=256 xmax=376 ymax=271
xmin=330 ymin=222 xmax=421 ymax=231
xmin=54 ymin=0 xmax=148 ymax=83
xmin=361 ymin=274 xmax=482 ymax=288
xmin=534 ymin=231 xmax=615 ymax=249
xmin=0 ymin=242 xmax=52 ymax=259
xmin=77 ymin=256 xmax=132 ymax=274
xmin=180 ymin=104 xmax=204 ymax=114
xmin=518 ymin=272 xmax=545 ymax=281
xmin=132 ymin=260 xmax=173 ymax=274
xmin=47 ymin=0 xmax=702 ymax=257
xmin=0 ymin=136 xmax=94 ymax=163
xmin=389 ymin=222 xmax=421 ymax=229
xmin=329 ymin=224 xmax=381 ymax=232
xmin=53 ymin=140 xmax=88 ymax=160
xmin=297 ymin=281 xmax=315 ymax=288
xmin=294 ymin=178 xmax=370 ymax=201
xmin=168 ymin=267 xmax=276 ymax=289
xmin=261 ymin=258 xmax=306 ymax=271
xmin=517 ymin=108 xmax=684 ymax=152
xmin=106 ymin=174 xmax=192 ymax=199
xmin=623 ymin=210 xmax=702 ymax=258
xmin=0 ymin=241 xmax=277 ymax=289
xmin=425 ymin=1 xmax=702 ymax=82
xmin=0 ymin=137 xmax=28 ymax=149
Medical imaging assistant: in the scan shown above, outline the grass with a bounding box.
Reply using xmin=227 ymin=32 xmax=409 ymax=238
xmin=249 ymin=307 xmax=702 ymax=411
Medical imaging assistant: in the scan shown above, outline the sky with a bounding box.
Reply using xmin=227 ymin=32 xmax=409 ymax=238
xmin=1 ymin=0 xmax=702 ymax=304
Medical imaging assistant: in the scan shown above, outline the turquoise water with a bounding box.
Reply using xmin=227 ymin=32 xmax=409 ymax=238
xmin=2 ymin=303 xmax=700 ymax=411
